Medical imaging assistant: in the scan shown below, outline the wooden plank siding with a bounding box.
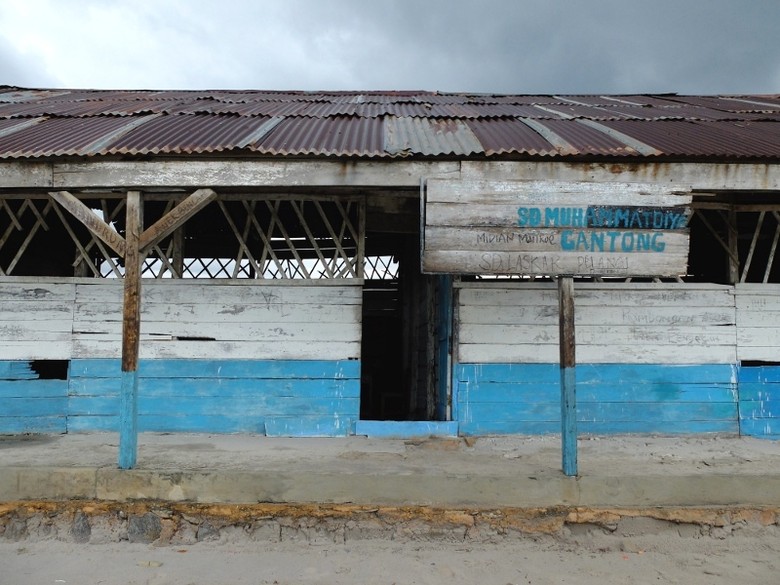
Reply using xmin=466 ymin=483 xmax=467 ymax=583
xmin=455 ymin=282 xmax=740 ymax=436
xmin=457 ymin=282 xmax=737 ymax=365
xmin=0 ymin=360 xmax=67 ymax=433
xmin=67 ymin=359 xmax=360 ymax=436
xmin=73 ymin=280 xmax=362 ymax=360
xmin=0 ymin=277 xmax=362 ymax=436
xmin=735 ymin=284 xmax=780 ymax=438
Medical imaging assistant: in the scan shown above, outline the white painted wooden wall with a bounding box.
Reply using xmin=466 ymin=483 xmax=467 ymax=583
xmin=735 ymin=283 xmax=780 ymax=362
xmin=457 ymin=282 xmax=738 ymax=364
xmin=0 ymin=278 xmax=361 ymax=361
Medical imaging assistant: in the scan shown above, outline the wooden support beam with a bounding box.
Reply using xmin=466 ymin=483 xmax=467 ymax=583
xmin=119 ymin=190 xmax=142 ymax=470
xmin=49 ymin=190 xmax=126 ymax=257
xmin=727 ymin=208 xmax=740 ymax=285
xmin=558 ymin=276 xmax=577 ymax=477
xmin=138 ymin=188 xmax=216 ymax=254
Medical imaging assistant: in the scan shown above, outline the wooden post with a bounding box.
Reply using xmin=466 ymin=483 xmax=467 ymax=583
xmin=727 ymin=207 xmax=739 ymax=284
xmin=119 ymin=191 xmax=142 ymax=469
xmin=558 ymin=276 xmax=577 ymax=477
xmin=172 ymin=224 xmax=185 ymax=278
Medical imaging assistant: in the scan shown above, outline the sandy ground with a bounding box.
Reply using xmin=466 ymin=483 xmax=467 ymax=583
xmin=3 ymin=433 xmax=780 ymax=477
xmin=2 ymin=530 xmax=779 ymax=585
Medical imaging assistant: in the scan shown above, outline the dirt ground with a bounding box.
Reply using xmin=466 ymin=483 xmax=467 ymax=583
xmin=3 ymin=528 xmax=779 ymax=585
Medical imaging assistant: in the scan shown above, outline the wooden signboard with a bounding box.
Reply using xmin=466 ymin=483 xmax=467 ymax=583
xmin=422 ymin=179 xmax=692 ymax=277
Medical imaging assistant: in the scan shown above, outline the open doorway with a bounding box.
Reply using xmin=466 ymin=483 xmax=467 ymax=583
xmin=361 ymin=233 xmax=449 ymax=421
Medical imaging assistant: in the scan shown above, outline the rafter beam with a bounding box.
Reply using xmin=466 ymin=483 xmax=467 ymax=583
xmin=138 ymin=188 xmax=216 ymax=254
xmin=48 ymin=190 xmax=126 ymax=257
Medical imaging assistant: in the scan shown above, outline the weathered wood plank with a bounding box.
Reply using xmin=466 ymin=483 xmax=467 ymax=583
xmin=426 ymin=179 xmax=690 ymax=205
xmin=51 ymin=160 xmax=461 ymax=188
xmin=0 ymin=281 xmax=76 ymax=301
xmin=458 ymin=285 xmax=733 ymax=308
xmin=459 ymin=161 xmax=780 ymax=191
xmin=73 ymin=339 xmax=361 ymax=361
xmin=0 ymin=342 xmax=72 ymax=360
xmin=0 ymin=303 xmax=74 ymax=321
xmin=460 ymin=324 xmax=736 ymax=347
xmin=425 ymin=249 xmax=690 ymax=277
xmin=0 ymin=162 xmax=52 ymax=188
xmin=6 ymin=160 xmax=780 ymax=192
xmin=72 ymin=320 xmax=360 ymax=342
xmin=459 ymin=304 xmax=735 ymax=326
xmin=74 ymin=301 xmax=362 ymax=323
xmin=425 ymin=225 xmax=690 ymax=254
xmin=74 ymin=281 xmax=363 ymax=304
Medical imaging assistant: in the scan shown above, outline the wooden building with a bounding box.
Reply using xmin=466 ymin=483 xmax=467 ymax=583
xmin=0 ymin=87 xmax=779 ymax=457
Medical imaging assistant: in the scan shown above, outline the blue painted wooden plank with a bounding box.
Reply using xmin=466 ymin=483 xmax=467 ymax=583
xmin=458 ymin=363 xmax=737 ymax=385
xmin=70 ymin=359 xmax=361 ymax=379
xmin=67 ymin=414 xmax=267 ymax=434
xmin=458 ymin=382 xmax=737 ymax=404
xmin=579 ymin=419 xmax=739 ymax=435
xmin=459 ymin=420 xmax=559 ymax=436
xmin=2 ymin=396 xmax=68 ymax=417
xmin=67 ymin=415 xmax=117 ymax=432
xmin=68 ymin=395 xmax=360 ymax=417
xmin=457 ymin=364 xmax=559 ymax=384
xmin=355 ymin=420 xmax=458 ymax=438
xmin=462 ymin=401 xmax=738 ymax=423
xmin=739 ymin=401 xmax=780 ymax=418
xmin=739 ymin=384 xmax=780 ymax=402
xmin=68 ymin=377 xmax=360 ymax=398
xmin=265 ymin=415 xmax=354 ymax=437
xmin=459 ymin=419 xmax=738 ymax=436
xmin=68 ymin=359 xmax=120 ymax=378
xmin=0 ymin=380 xmax=68 ymax=398
xmin=739 ymin=366 xmax=780 ymax=384
xmin=757 ymin=368 xmax=780 ymax=383
xmin=137 ymin=359 xmax=361 ymax=379
xmin=139 ymin=414 xmax=267 ymax=434
xmin=0 ymin=416 xmax=66 ymax=434
xmin=575 ymin=364 xmax=737 ymax=385
xmin=0 ymin=361 xmax=38 ymax=380
xmin=739 ymin=418 xmax=780 ymax=436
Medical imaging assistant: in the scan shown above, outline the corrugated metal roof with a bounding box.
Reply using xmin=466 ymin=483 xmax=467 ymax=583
xmin=0 ymin=86 xmax=777 ymax=161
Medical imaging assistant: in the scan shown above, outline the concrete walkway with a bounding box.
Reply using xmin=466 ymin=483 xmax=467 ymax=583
xmin=2 ymin=432 xmax=780 ymax=508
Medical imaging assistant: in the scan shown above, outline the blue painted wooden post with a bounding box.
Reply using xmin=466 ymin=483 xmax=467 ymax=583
xmin=119 ymin=191 xmax=142 ymax=469
xmin=558 ymin=276 xmax=577 ymax=476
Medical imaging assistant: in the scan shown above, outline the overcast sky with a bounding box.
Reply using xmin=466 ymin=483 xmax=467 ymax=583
xmin=0 ymin=0 xmax=778 ymax=95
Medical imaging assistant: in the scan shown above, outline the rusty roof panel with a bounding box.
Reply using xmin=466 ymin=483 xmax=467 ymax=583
xmin=598 ymin=119 xmax=780 ymax=158
xmin=105 ymin=114 xmax=275 ymax=154
xmin=0 ymin=98 xmax=186 ymax=118
xmin=465 ymin=118 xmax=557 ymax=156
xmin=384 ymin=116 xmax=482 ymax=156
xmin=253 ymin=115 xmax=384 ymax=156
xmin=533 ymin=119 xmax=638 ymax=155
xmin=0 ymin=115 xmax=143 ymax=158
xmin=187 ymin=100 xmax=310 ymax=117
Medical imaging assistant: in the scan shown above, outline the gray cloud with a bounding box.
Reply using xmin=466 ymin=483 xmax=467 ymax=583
xmin=0 ymin=0 xmax=777 ymax=93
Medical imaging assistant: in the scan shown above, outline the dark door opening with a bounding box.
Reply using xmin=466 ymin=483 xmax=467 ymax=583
xmin=361 ymin=279 xmax=405 ymax=420
xmin=360 ymin=234 xmax=450 ymax=421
